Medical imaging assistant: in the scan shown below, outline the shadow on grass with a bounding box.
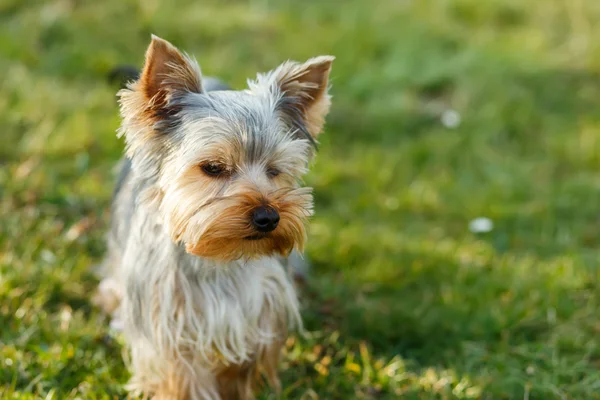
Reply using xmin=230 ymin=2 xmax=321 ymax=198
xmin=302 ymin=250 xmax=553 ymax=363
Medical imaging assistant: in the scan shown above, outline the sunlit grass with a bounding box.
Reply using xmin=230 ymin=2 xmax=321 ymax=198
xmin=2 ymin=0 xmax=600 ymax=398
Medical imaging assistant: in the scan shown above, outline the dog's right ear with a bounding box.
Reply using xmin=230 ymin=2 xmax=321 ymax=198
xmin=120 ymin=35 xmax=203 ymax=124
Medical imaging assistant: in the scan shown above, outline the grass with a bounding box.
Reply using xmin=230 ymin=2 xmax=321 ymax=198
xmin=2 ymin=0 xmax=600 ymax=398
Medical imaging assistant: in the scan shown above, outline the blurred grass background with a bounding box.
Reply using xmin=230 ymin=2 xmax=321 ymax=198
xmin=2 ymin=0 xmax=600 ymax=398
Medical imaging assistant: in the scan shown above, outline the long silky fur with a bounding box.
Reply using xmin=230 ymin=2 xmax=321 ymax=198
xmin=95 ymin=36 xmax=333 ymax=400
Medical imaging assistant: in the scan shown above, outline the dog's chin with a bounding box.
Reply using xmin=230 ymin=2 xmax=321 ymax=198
xmin=244 ymin=233 xmax=269 ymax=241
xmin=185 ymin=234 xmax=296 ymax=262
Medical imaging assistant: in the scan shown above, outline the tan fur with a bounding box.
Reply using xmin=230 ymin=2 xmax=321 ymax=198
xmin=183 ymin=186 xmax=312 ymax=261
xmin=214 ymin=303 xmax=287 ymax=400
xmin=116 ymin=36 xmax=203 ymax=156
xmin=139 ymin=35 xmax=203 ymax=120
xmin=159 ymin=155 xmax=313 ymax=262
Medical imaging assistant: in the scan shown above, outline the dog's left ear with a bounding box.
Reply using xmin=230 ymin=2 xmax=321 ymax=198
xmin=122 ymin=35 xmax=203 ymax=124
xmin=270 ymin=56 xmax=334 ymax=139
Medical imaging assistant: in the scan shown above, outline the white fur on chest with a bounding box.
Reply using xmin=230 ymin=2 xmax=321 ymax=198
xmin=119 ymin=231 xmax=300 ymax=374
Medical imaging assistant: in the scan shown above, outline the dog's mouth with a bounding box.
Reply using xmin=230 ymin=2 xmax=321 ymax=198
xmin=244 ymin=233 xmax=269 ymax=241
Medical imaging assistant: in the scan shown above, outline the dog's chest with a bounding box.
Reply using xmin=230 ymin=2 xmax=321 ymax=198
xmin=170 ymin=258 xmax=300 ymax=363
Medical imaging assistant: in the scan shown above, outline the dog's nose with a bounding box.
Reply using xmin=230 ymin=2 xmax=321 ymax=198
xmin=252 ymin=206 xmax=280 ymax=233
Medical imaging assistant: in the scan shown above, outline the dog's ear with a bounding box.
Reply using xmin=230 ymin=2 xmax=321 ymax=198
xmin=123 ymin=35 xmax=203 ymax=122
xmin=263 ymin=56 xmax=334 ymax=140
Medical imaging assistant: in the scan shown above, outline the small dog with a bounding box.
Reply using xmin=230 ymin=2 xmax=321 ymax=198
xmin=94 ymin=35 xmax=333 ymax=399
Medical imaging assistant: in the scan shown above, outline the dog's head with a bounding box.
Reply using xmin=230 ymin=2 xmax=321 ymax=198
xmin=118 ymin=36 xmax=333 ymax=261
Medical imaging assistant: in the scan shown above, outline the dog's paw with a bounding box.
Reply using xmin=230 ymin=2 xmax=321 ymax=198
xmin=109 ymin=316 xmax=124 ymax=332
xmin=93 ymin=277 xmax=123 ymax=315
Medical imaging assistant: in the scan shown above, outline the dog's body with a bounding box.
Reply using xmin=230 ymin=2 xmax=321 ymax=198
xmin=95 ymin=36 xmax=333 ymax=399
xmin=99 ymin=159 xmax=300 ymax=398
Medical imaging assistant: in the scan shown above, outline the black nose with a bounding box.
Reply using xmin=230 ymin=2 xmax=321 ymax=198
xmin=252 ymin=206 xmax=280 ymax=233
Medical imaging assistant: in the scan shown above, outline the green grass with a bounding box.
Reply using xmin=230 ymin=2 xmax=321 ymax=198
xmin=2 ymin=0 xmax=600 ymax=398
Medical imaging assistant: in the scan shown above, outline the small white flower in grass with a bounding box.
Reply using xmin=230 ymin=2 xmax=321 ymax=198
xmin=526 ymin=365 xmax=535 ymax=375
xmin=469 ymin=217 xmax=493 ymax=233
xmin=40 ymin=249 xmax=56 ymax=263
xmin=441 ymin=109 xmax=461 ymax=128
xmin=60 ymin=306 xmax=72 ymax=331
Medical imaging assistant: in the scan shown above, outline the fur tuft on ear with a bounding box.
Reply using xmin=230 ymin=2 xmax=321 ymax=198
xmin=116 ymin=36 xmax=204 ymax=167
xmin=119 ymin=35 xmax=203 ymax=126
xmin=252 ymin=56 xmax=334 ymax=142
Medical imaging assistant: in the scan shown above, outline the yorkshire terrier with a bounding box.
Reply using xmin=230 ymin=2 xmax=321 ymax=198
xmin=94 ymin=35 xmax=333 ymax=399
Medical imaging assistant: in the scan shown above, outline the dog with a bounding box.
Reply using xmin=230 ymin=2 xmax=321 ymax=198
xmin=94 ymin=35 xmax=334 ymax=399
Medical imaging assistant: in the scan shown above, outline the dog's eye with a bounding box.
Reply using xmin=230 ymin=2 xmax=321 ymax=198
xmin=267 ymin=167 xmax=281 ymax=178
xmin=201 ymin=162 xmax=227 ymax=177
